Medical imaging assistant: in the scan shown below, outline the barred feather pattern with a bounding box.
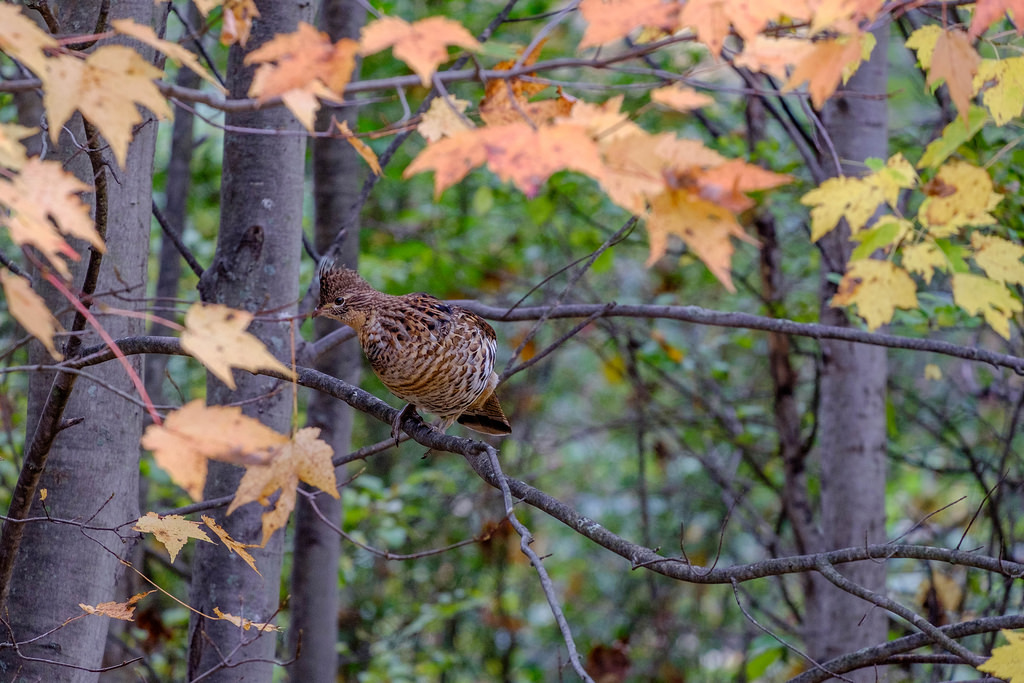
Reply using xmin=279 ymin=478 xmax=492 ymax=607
xmin=315 ymin=266 xmax=510 ymax=435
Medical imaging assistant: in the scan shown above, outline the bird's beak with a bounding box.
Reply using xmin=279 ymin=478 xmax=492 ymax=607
xmin=312 ymin=307 xmax=323 ymax=318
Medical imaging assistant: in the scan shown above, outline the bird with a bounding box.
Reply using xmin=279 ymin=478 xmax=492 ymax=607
xmin=314 ymin=264 xmax=511 ymax=443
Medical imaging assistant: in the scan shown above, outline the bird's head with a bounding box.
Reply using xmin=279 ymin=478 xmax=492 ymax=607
xmin=314 ymin=265 xmax=375 ymax=330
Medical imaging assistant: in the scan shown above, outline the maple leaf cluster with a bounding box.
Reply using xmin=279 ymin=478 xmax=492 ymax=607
xmin=804 ymin=154 xmax=1024 ymax=337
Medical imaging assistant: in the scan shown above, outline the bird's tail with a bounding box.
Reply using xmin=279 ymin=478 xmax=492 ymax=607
xmin=457 ymin=391 xmax=511 ymax=435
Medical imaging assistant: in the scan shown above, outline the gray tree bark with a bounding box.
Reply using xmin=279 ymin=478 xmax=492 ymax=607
xmin=186 ymin=1 xmax=311 ymax=680
xmin=805 ymin=24 xmax=891 ymax=678
xmin=0 ymin=2 xmax=156 ymax=680
xmin=287 ymin=0 xmax=364 ymax=679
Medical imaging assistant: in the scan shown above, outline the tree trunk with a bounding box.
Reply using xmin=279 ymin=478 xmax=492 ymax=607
xmin=186 ymin=1 xmax=311 ymax=680
xmin=0 ymin=3 xmax=155 ymax=680
xmin=805 ymin=24 xmax=891 ymax=678
xmin=288 ymin=0 xmax=365 ymax=680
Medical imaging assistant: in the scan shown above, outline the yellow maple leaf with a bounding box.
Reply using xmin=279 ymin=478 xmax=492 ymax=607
xmin=202 ymin=515 xmax=261 ymax=576
xmin=646 ymin=189 xmax=758 ymax=292
xmin=785 ymin=32 xmax=873 ymax=108
xmin=227 ymin=427 xmax=338 ymax=546
xmin=979 ymin=630 xmax=1024 ymax=682
xmin=417 ymin=95 xmax=474 ymax=141
xmin=1 ymin=269 xmax=63 ymax=360
xmin=180 ymin=303 xmax=296 ymax=390
xmin=902 ymin=241 xmax=948 ymax=284
xmin=924 ymin=363 xmax=943 ymax=380
xmin=134 ymin=512 xmax=214 ymax=563
xmin=952 ymin=272 xmax=1023 ymax=339
xmin=831 ymin=259 xmax=919 ymax=330
xmin=650 ymin=84 xmax=715 ymax=112
xmin=0 ymin=158 xmax=103 ymax=279
xmin=43 ymin=46 xmax=173 ymax=169
xmin=0 ymin=5 xmax=57 ymax=79
xmin=971 ymin=233 xmax=1024 ymax=284
xmin=801 ymin=175 xmax=886 ymax=240
xmin=975 ymin=57 xmax=1024 ymax=125
xmin=868 ymin=153 xmax=918 ymax=205
xmin=111 ymin=19 xmax=225 ymax=94
xmin=578 ymin=0 xmax=681 ymax=49
xmin=245 ymin=22 xmax=358 ymax=131
xmin=80 ymin=591 xmax=154 ymax=621
xmin=905 ymin=25 xmax=942 ymax=70
xmin=919 ymin=161 xmax=1001 ymax=236
xmin=334 ymin=120 xmax=381 ymax=175
xmin=0 ymin=123 xmax=38 ymax=171
xmin=141 ymin=400 xmax=288 ymax=500
xmin=359 ymin=16 xmax=480 ymax=87
xmin=213 ymin=606 xmax=280 ymax=632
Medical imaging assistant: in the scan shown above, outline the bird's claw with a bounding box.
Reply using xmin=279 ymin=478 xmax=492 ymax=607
xmin=392 ymin=404 xmax=421 ymax=447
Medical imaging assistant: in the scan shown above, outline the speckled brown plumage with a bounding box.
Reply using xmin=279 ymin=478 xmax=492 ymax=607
xmin=314 ymin=265 xmax=511 ymax=439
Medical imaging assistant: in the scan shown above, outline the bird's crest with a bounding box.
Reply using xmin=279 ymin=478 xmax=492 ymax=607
xmin=317 ymin=262 xmax=374 ymax=308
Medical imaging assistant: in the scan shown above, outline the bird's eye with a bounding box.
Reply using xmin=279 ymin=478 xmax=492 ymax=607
xmin=334 ymin=296 xmax=345 ymax=306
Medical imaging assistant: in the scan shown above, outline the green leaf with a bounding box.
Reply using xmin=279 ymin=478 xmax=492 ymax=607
xmin=917 ymin=106 xmax=988 ymax=169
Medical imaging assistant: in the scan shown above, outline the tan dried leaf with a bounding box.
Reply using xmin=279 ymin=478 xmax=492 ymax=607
xmin=180 ymin=303 xmax=296 ymax=390
xmin=1 ymin=269 xmax=63 ymax=360
xmin=0 ymin=5 xmax=58 ymax=78
xmin=0 ymin=123 xmax=38 ymax=171
xmin=134 ymin=512 xmax=214 ymax=563
xmin=417 ymin=95 xmax=474 ymax=141
xmin=43 ymin=46 xmax=173 ymax=168
xmin=112 ymin=19 xmax=226 ymax=93
xmin=0 ymin=158 xmax=102 ymax=279
xmin=213 ymin=606 xmax=280 ymax=631
xmin=80 ymin=591 xmax=155 ymax=621
xmin=141 ymin=400 xmax=288 ymax=500
xmin=202 ymin=515 xmax=261 ymax=576
xmin=334 ymin=120 xmax=381 ymax=175
xmin=228 ymin=427 xmax=338 ymax=546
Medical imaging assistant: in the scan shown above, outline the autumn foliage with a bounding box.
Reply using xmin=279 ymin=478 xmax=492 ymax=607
xmin=4 ymin=0 xmax=1024 ymax=678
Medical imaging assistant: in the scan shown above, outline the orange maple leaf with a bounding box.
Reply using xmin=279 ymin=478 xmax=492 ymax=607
xmin=969 ymin=0 xmax=1024 ymax=37
xmin=479 ymin=41 xmax=576 ymax=126
xmin=697 ymin=159 xmax=793 ymax=213
xmin=646 ymin=189 xmax=758 ymax=292
xmin=245 ymin=22 xmax=358 ymax=131
xmin=405 ymin=122 xmax=604 ymax=198
xmin=684 ymin=0 xmax=770 ymax=56
xmin=578 ymin=0 xmax=681 ymax=49
xmin=927 ymin=29 xmax=981 ymax=122
xmin=359 ymin=16 xmax=480 ymax=86
xmin=785 ymin=32 xmax=873 ymax=108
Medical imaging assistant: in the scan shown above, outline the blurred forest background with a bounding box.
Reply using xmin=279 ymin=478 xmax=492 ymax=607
xmin=2 ymin=0 xmax=1024 ymax=681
